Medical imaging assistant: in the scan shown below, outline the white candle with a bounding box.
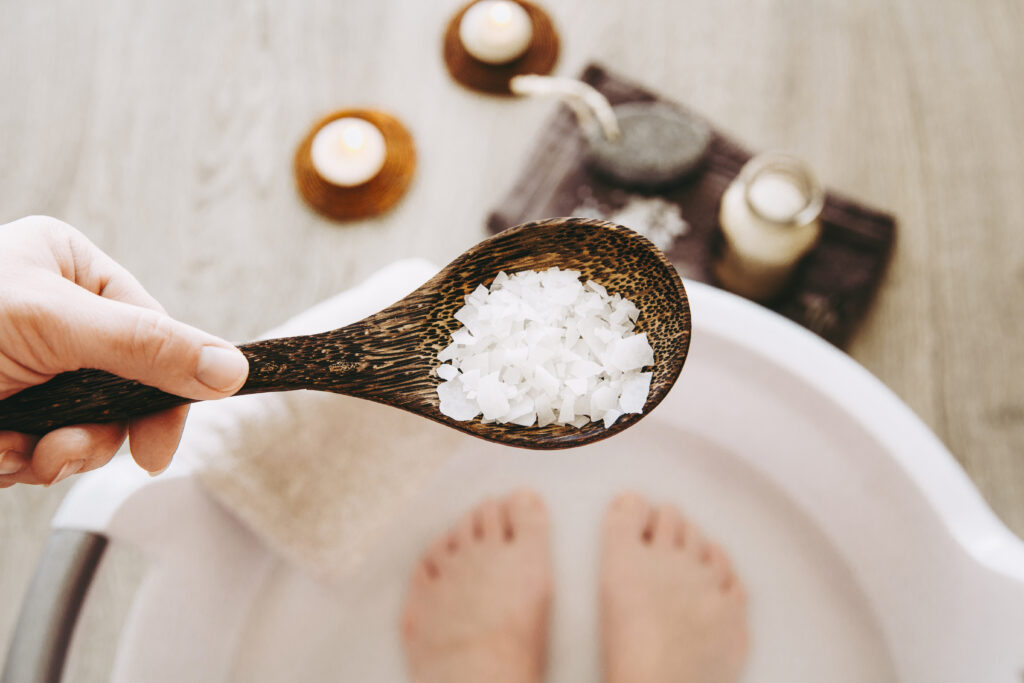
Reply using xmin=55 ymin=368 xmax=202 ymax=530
xmin=715 ymin=155 xmax=824 ymax=301
xmin=310 ymin=117 xmax=387 ymax=187
xmin=459 ymin=0 xmax=533 ymax=65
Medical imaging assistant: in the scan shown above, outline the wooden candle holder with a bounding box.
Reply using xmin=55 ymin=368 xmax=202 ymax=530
xmin=443 ymin=0 xmax=560 ymax=96
xmin=294 ymin=109 xmax=416 ymax=222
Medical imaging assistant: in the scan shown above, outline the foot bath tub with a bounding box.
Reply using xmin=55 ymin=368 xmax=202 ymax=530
xmin=4 ymin=280 xmax=1023 ymax=683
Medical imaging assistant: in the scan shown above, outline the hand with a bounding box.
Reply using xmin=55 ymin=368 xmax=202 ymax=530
xmin=0 ymin=216 xmax=249 ymax=487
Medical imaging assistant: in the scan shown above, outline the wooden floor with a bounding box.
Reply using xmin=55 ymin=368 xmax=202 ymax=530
xmin=1 ymin=0 xmax=1022 ymax=678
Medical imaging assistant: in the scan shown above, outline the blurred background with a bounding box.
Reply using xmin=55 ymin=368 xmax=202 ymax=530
xmin=1 ymin=0 xmax=1022 ymax=679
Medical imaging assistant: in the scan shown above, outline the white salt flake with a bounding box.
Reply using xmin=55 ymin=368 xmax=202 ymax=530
xmin=590 ymin=385 xmax=619 ymax=416
xmin=565 ymin=377 xmax=588 ymax=395
xmin=436 ymin=363 xmax=459 ymax=381
xmin=437 ymin=378 xmax=479 ymax=421
xmin=511 ymin=412 xmax=537 ymax=427
xmin=608 ymin=333 xmax=655 ymax=372
xmin=570 ymin=359 xmax=603 ymax=378
xmin=537 ymin=406 xmax=556 ymax=427
xmin=452 ymin=328 xmax=479 ymax=346
xmin=476 ymin=372 xmax=510 ymax=418
xmin=620 ymin=372 xmax=653 ymax=413
xmin=434 ymin=267 xmax=655 ymax=428
xmin=602 ymin=409 xmax=624 ymax=428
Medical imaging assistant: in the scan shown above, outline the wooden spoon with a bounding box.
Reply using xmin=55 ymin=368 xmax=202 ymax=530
xmin=0 ymin=217 xmax=690 ymax=449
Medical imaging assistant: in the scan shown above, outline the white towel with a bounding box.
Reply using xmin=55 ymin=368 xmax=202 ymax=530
xmin=175 ymin=259 xmax=462 ymax=580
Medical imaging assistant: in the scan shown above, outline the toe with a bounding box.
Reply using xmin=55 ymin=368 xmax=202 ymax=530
xmin=453 ymin=506 xmax=477 ymax=545
xmin=679 ymin=520 xmax=706 ymax=559
xmin=504 ymin=489 xmax=548 ymax=542
xmin=705 ymin=541 xmax=729 ymax=569
xmin=472 ymin=498 xmax=504 ymax=542
xmin=426 ymin=536 xmax=453 ymax=572
xmin=443 ymin=530 xmax=460 ymax=554
xmin=421 ymin=555 xmax=440 ymax=580
xmin=672 ymin=515 xmax=691 ymax=548
xmin=696 ymin=538 xmax=714 ymax=564
xmin=401 ymin=606 xmax=417 ymax=640
xmin=727 ymin=575 xmax=748 ymax=603
xmin=706 ymin=542 xmax=738 ymax=590
xmin=412 ymin=557 xmax=436 ymax=586
xmin=651 ymin=504 xmax=684 ymax=547
xmin=605 ymin=492 xmax=654 ymax=543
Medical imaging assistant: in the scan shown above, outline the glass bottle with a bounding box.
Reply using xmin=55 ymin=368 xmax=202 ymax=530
xmin=714 ymin=153 xmax=825 ymax=302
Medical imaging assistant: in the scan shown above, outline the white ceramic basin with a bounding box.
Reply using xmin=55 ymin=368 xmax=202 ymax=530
xmin=48 ymin=280 xmax=1024 ymax=682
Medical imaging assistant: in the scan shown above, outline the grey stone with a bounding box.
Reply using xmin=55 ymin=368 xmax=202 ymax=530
xmin=585 ymin=102 xmax=712 ymax=189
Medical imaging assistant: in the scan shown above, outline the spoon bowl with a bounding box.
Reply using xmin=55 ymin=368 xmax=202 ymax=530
xmin=0 ymin=217 xmax=690 ymax=449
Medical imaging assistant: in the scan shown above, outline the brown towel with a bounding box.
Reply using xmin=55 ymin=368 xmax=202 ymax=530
xmin=488 ymin=64 xmax=896 ymax=347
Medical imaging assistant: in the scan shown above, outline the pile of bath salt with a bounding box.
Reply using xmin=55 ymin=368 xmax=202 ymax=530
xmin=435 ymin=267 xmax=654 ymax=429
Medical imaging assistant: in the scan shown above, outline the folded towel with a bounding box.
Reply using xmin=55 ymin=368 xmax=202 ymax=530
xmin=175 ymin=259 xmax=460 ymax=580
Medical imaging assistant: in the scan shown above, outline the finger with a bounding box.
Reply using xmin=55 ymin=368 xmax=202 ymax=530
xmin=57 ymin=224 xmax=169 ymax=312
xmin=27 ymin=217 xmax=167 ymax=313
xmin=128 ymin=405 xmax=189 ymax=475
xmin=31 ymin=423 xmax=128 ymax=485
xmin=0 ymin=466 xmax=46 ymax=487
xmin=50 ymin=281 xmax=249 ymax=400
xmin=0 ymin=431 xmax=40 ymax=476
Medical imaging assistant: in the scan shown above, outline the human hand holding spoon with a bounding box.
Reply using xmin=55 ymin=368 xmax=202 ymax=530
xmin=0 ymin=217 xmax=690 ymax=450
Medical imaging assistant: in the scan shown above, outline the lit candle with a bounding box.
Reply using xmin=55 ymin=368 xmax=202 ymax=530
xmin=715 ymin=154 xmax=824 ymax=301
xmin=310 ymin=117 xmax=387 ymax=187
xmin=459 ymin=0 xmax=533 ymax=65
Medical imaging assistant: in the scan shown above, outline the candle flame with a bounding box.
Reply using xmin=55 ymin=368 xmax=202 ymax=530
xmin=341 ymin=126 xmax=366 ymax=152
xmin=489 ymin=2 xmax=513 ymax=25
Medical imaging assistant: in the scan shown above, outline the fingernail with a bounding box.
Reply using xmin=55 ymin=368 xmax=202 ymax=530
xmin=195 ymin=346 xmax=249 ymax=393
xmin=0 ymin=450 xmax=26 ymax=476
xmin=149 ymin=464 xmax=169 ymax=478
xmin=48 ymin=459 xmax=84 ymax=487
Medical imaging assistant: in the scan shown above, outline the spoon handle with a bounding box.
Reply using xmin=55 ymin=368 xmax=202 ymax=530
xmin=0 ymin=332 xmax=362 ymax=435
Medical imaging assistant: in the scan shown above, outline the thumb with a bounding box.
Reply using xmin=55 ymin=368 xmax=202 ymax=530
xmin=51 ymin=283 xmax=249 ymax=400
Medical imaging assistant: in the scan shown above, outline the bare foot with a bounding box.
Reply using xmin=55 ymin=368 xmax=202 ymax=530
xmin=601 ymin=494 xmax=749 ymax=683
xmin=401 ymin=490 xmax=552 ymax=683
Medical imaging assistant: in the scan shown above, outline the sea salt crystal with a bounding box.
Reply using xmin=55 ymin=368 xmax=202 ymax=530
xmin=436 ymin=363 xmax=459 ymax=381
xmin=435 ymin=267 xmax=655 ymax=428
xmin=608 ymin=333 xmax=655 ymax=372
xmin=619 ymin=372 xmax=653 ymax=414
xmin=436 ymin=378 xmax=478 ymax=421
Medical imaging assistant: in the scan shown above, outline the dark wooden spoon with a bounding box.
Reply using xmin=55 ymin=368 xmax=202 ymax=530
xmin=0 ymin=217 xmax=690 ymax=449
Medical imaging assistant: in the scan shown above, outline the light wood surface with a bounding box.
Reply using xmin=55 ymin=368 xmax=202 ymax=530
xmin=1 ymin=0 xmax=1022 ymax=678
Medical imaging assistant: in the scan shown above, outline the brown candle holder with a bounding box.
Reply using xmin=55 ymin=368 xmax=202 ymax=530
xmin=294 ymin=109 xmax=416 ymax=222
xmin=442 ymin=0 xmax=560 ymax=96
